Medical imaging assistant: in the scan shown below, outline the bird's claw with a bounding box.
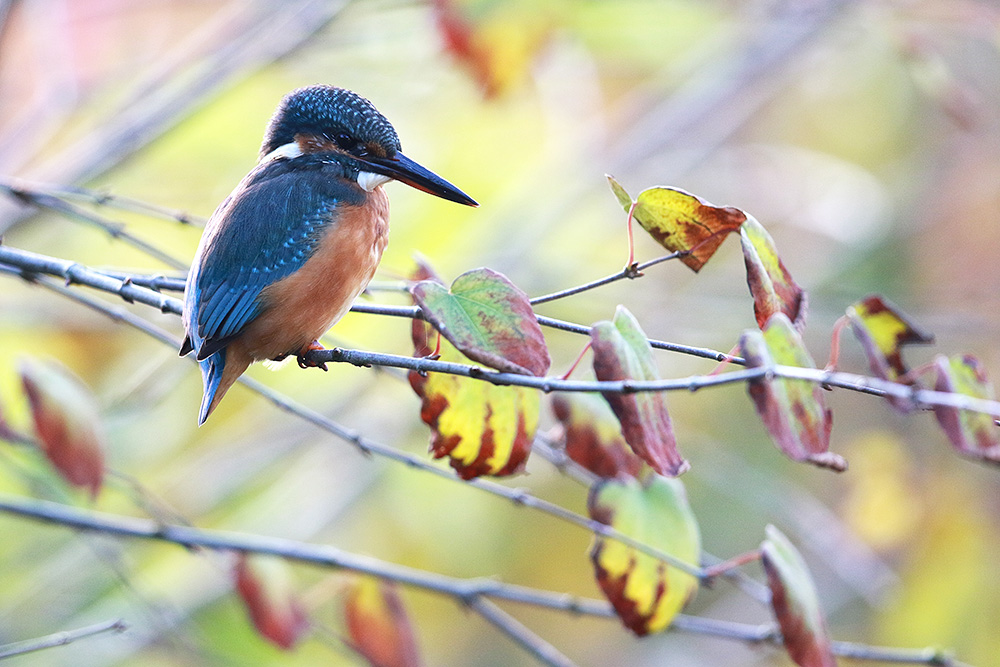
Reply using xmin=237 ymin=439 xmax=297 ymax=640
xmin=297 ymin=341 xmax=329 ymax=371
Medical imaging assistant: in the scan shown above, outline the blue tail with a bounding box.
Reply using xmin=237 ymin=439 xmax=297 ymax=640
xmin=198 ymin=349 xmax=227 ymax=425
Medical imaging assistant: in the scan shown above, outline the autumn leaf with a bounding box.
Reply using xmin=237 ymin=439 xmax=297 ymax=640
xmin=846 ymin=295 xmax=933 ymax=382
xmin=932 ymin=354 xmax=1000 ymax=465
xmin=739 ymin=314 xmax=845 ymax=471
xmin=345 ymin=577 xmax=422 ymax=667
xmin=740 ymin=216 xmax=807 ymax=330
xmin=607 ymin=176 xmax=745 ymax=271
xmin=410 ymin=320 xmax=538 ymax=480
xmin=19 ymin=357 xmax=105 ymax=498
xmin=431 ymin=0 xmax=550 ymax=98
xmin=412 ymin=267 xmax=550 ymax=377
xmin=589 ymin=475 xmax=701 ymax=636
xmin=844 ymin=295 xmax=933 ymax=413
xmin=761 ymin=525 xmax=837 ymax=667
xmin=590 ymin=305 xmax=688 ymax=477
xmin=234 ymin=553 xmax=308 ymax=650
xmin=551 ymin=393 xmax=643 ymax=479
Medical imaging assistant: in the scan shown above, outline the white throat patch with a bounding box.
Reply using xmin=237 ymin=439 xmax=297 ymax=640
xmin=261 ymin=142 xmax=303 ymax=163
xmin=357 ymin=171 xmax=392 ymax=192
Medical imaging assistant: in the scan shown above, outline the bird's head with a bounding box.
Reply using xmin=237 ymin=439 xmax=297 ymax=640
xmin=260 ymin=85 xmax=477 ymax=207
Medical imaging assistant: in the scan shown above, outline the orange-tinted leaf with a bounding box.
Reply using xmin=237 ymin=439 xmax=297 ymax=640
xmin=551 ymin=393 xmax=643 ymax=479
xmin=740 ymin=216 xmax=807 ymax=330
xmin=19 ymin=357 xmax=105 ymax=498
xmin=589 ymin=476 xmax=700 ymax=636
xmin=410 ymin=323 xmax=537 ymax=479
xmin=234 ymin=554 xmax=308 ymax=650
xmin=413 ymin=268 xmax=550 ymax=377
xmin=740 ymin=315 xmax=845 ymax=471
xmin=590 ymin=306 xmax=688 ymax=477
xmin=431 ymin=0 xmax=549 ymax=99
xmin=761 ymin=525 xmax=837 ymax=667
xmin=345 ymin=577 xmax=422 ymax=667
xmin=932 ymin=355 xmax=1000 ymax=465
xmin=847 ymin=295 xmax=933 ymax=382
xmin=607 ymin=176 xmax=745 ymax=272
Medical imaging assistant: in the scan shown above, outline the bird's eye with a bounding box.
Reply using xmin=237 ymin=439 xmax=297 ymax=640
xmin=334 ymin=133 xmax=356 ymax=150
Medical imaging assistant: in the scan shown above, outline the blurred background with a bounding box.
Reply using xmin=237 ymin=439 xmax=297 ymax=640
xmin=1 ymin=0 xmax=999 ymax=664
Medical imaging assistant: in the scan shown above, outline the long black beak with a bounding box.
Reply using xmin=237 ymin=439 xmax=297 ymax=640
xmin=365 ymin=152 xmax=478 ymax=207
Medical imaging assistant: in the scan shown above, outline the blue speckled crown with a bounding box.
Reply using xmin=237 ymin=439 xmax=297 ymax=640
xmin=259 ymin=85 xmax=401 ymax=158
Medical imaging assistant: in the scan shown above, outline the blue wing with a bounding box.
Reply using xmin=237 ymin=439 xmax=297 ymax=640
xmin=182 ymin=156 xmax=364 ymax=361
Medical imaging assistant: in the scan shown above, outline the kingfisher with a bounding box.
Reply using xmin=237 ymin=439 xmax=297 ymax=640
xmin=180 ymin=85 xmax=476 ymax=424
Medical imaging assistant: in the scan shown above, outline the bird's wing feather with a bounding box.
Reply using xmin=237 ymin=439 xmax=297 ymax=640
xmin=186 ymin=159 xmax=363 ymax=359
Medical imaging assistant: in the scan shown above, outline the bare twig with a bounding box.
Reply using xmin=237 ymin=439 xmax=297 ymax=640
xmin=0 ymin=618 xmax=127 ymax=661
xmin=467 ymin=598 xmax=578 ymax=667
xmin=0 ymin=494 xmax=966 ymax=666
xmin=529 ymin=252 xmax=685 ymax=306
xmin=2 ymin=246 xmax=998 ymax=420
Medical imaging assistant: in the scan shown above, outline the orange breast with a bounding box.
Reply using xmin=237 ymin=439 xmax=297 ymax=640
xmin=237 ymin=187 xmax=390 ymax=361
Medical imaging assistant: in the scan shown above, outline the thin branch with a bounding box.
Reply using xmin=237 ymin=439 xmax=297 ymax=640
xmin=3 ymin=246 xmax=999 ymax=420
xmin=0 ymin=494 xmax=966 ymax=666
xmin=529 ymin=252 xmax=684 ymax=306
xmin=7 ymin=181 xmax=205 ymax=226
xmin=0 ymin=618 xmax=127 ymax=661
xmin=0 ymin=181 xmax=188 ymax=269
xmin=466 ymin=599 xmax=577 ymax=667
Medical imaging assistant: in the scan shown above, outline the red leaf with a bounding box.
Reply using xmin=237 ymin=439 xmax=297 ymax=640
xmin=234 ymin=554 xmax=308 ymax=650
xmin=740 ymin=315 xmax=845 ymax=471
xmin=761 ymin=526 xmax=837 ymax=667
xmin=740 ymin=217 xmax=807 ymax=330
xmin=932 ymin=354 xmax=1000 ymax=465
xmin=19 ymin=357 xmax=105 ymax=498
xmin=412 ymin=268 xmax=550 ymax=376
xmin=590 ymin=306 xmax=688 ymax=476
xmin=345 ymin=577 xmax=422 ymax=667
xmin=551 ymin=393 xmax=643 ymax=479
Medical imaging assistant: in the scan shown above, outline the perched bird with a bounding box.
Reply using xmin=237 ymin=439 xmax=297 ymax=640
xmin=180 ymin=85 xmax=476 ymax=424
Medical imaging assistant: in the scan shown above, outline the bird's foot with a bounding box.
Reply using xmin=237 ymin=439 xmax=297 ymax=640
xmin=296 ymin=341 xmax=329 ymax=371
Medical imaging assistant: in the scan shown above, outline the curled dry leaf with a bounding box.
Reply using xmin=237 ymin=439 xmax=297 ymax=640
xmin=412 ymin=267 xmax=550 ymax=377
xmin=345 ymin=577 xmax=422 ymax=667
xmin=846 ymin=295 xmax=933 ymax=412
xmin=589 ymin=476 xmax=701 ymax=636
xmin=551 ymin=393 xmax=643 ymax=479
xmin=607 ymin=176 xmax=744 ymax=272
xmin=932 ymin=354 xmax=1000 ymax=465
xmin=19 ymin=357 xmax=105 ymax=498
xmin=234 ymin=553 xmax=308 ymax=650
xmin=590 ymin=305 xmax=688 ymax=477
xmin=761 ymin=525 xmax=837 ymax=667
xmin=740 ymin=314 xmax=845 ymax=472
xmin=740 ymin=216 xmax=807 ymax=330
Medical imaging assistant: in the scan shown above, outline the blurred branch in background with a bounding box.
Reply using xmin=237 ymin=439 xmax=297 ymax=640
xmin=0 ymin=618 xmax=128 ymax=661
xmin=0 ymin=492 xmax=969 ymax=667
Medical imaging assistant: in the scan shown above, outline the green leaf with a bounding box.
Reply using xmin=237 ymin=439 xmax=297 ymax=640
xmin=932 ymin=354 xmax=1000 ymax=465
xmin=739 ymin=314 xmax=845 ymax=471
xmin=761 ymin=525 xmax=836 ymax=667
xmin=606 ymin=176 xmax=744 ymax=272
xmin=591 ymin=306 xmax=689 ymax=477
xmin=589 ymin=476 xmax=701 ymax=636
xmin=740 ymin=217 xmax=807 ymax=330
xmin=412 ymin=268 xmax=550 ymax=376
